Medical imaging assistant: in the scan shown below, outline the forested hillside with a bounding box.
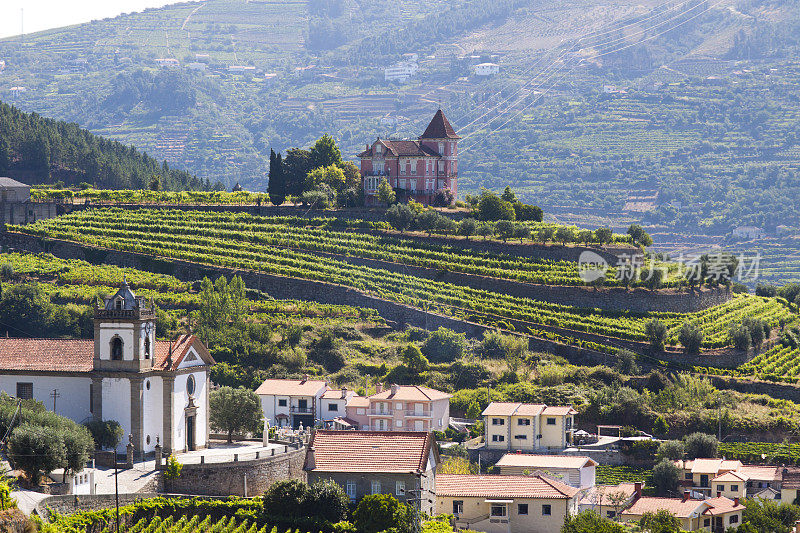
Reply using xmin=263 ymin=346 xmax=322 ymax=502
xmin=1 ymin=0 xmax=800 ymax=231
xmin=0 ymin=102 xmax=214 ymax=190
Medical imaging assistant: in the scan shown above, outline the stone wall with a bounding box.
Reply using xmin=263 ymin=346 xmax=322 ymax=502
xmin=163 ymin=446 xmax=306 ymax=497
xmin=35 ymin=492 xmax=163 ymax=521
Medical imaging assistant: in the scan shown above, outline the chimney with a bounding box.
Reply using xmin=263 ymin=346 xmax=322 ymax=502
xmin=341 ymin=387 xmax=348 ymax=399
xmin=302 ymin=374 xmax=309 ymax=383
xmin=376 ymin=383 xmax=383 ymax=393
xmin=717 ymin=491 xmax=722 ymax=498
xmin=391 ymin=384 xmax=399 ymax=396
xmin=734 ymin=497 xmax=739 ymax=507
xmin=682 ymin=491 xmax=691 ymax=502
xmin=634 ymin=482 xmax=642 ymax=499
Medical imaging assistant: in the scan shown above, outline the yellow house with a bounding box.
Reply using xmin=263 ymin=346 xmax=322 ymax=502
xmin=435 ymin=473 xmax=580 ymax=533
xmin=482 ymin=402 xmax=577 ymax=451
xmin=675 ymin=459 xmax=742 ymax=496
xmin=711 ymin=471 xmax=748 ymax=500
xmin=621 ymin=494 xmax=744 ymax=531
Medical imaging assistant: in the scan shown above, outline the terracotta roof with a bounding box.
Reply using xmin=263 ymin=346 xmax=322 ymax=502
xmin=496 ymin=454 xmax=597 ymax=470
xmin=369 ymin=385 xmax=451 ymax=402
xmin=255 ymin=378 xmax=328 ymax=396
xmin=305 ymin=430 xmax=435 ymax=474
xmin=0 ymin=334 xmax=207 ymax=373
xmin=482 ymin=402 xmax=574 ymax=417
xmin=738 ymin=465 xmax=780 ymax=482
xmin=782 ymin=467 xmax=800 ymax=490
xmin=0 ymin=338 xmax=95 ymax=372
xmin=321 ymin=389 xmax=351 ymax=400
xmin=622 ymin=497 xmax=710 ymax=519
xmin=358 ymin=139 xmax=440 ymax=158
xmin=419 ymin=109 xmax=460 ymax=139
xmin=704 ymin=497 xmax=745 ymax=515
xmin=436 ymin=474 xmax=580 ymax=499
xmin=712 ymin=471 xmax=748 ymax=483
xmin=677 ymin=459 xmax=742 ymax=474
xmin=346 ymin=396 xmax=370 ymax=408
xmin=580 ymin=483 xmax=638 ymax=507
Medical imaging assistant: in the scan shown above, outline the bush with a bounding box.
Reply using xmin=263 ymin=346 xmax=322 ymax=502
xmin=494 ymin=220 xmax=515 ymax=241
xmin=678 ymin=323 xmax=704 ymax=355
xmin=562 ymin=511 xmax=625 ymax=533
xmin=457 ymin=218 xmax=478 ymax=240
xmin=475 ymin=331 xmax=526 ymax=360
xmin=8 ymin=423 xmax=65 ymax=484
xmin=421 ymin=328 xmax=467 ymax=363
xmin=656 ymin=440 xmax=685 ymax=462
xmin=386 ymin=203 xmax=415 ymax=233
xmin=302 ymin=190 xmax=330 ymax=209
xmin=263 ymin=479 xmax=309 ymax=519
xmin=513 ymin=203 xmax=543 ymax=222
xmin=683 ymin=432 xmax=718 ymax=459
xmin=730 ymin=324 xmax=752 ymax=352
xmin=645 ymin=319 xmax=668 ymax=352
xmin=306 ymin=479 xmax=349 ymax=523
xmin=432 ymin=188 xmax=454 ymax=207
xmin=652 ymin=459 xmax=681 ymax=496
xmin=84 ymin=419 xmax=123 ymax=450
xmin=615 ymin=349 xmax=639 ymax=375
xmin=477 ymin=193 xmax=515 ymax=221
xmin=352 ymin=494 xmax=412 ymax=533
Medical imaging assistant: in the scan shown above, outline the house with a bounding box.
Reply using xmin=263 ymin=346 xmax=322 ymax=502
xmin=579 ymin=482 xmax=642 ymax=520
xmin=621 ymin=493 xmax=744 ymax=532
xmin=0 ymin=279 xmax=213 ymax=454
xmin=320 ymin=387 xmax=356 ymax=424
xmin=732 ymin=226 xmax=766 ymax=240
xmin=154 ymin=58 xmax=179 ymax=68
xmin=0 ymin=177 xmax=30 ymax=203
xmin=675 ymin=459 xmax=743 ymax=497
xmin=473 ymin=63 xmax=500 ymax=76
xmin=754 ymin=486 xmax=781 ymax=501
xmin=384 ymin=61 xmax=418 ymax=82
xmin=344 ymin=384 xmax=451 ymax=432
xmin=359 ymin=109 xmax=460 ymax=206
xmin=435 ymin=474 xmax=580 ymax=533
xmin=255 ymin=376 xmax=328 ymax=429
xmin=482 ymin=402 xmax=577 ymax=451
xmin=304 ymin=430 xmax=438 ymax=514
xmin=780 ymin=467 xmax=800 ymax=503
xmin=711 ymin=471 xmax=748 ymax=500
xmin=495 ymin=454 xmax=596 ymax=489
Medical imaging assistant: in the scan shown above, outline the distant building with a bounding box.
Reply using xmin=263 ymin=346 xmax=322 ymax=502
xmin=384 ymin=61 xmax=418 ymax=82
xmin=580 ymin=482 xmax=642 ymax=520
xmin=228 ymin=65 xmax=256 ymax=73
xmin=0 ymin=177 xmax=58 ymax=224
xmin=473 ymin=62 xmax=500 ymax=76
xmin=495 ymin=454 xmax=597 ymax=489
xmin=482 ymin=402 xmax=577 ymax=451
xmin=732 ymin=226 xmax=766 ymax=240
xmin=436 ymin=474 xmax=581 ymax=533
xmin=255 ymin=376 xmax=328 ymax=429
xmin=304 ymin=430 xmax=439 ymax=514
xmin=0 ymin=177 xmax=30 ymax=202
xmin=154 ymin=58 xmax=180 ymax=68
xmin=343 ymin=383 xmax=451 ymax=432
xmin=621 ymin=494 xmax=744 ymax=531
xmin=359 ymin=109 xmax=460 ymax=205
xmin=186 ymin=62 xmax=208 ymax=72
xmin=320 ymin=387 xmax=356 ymax=424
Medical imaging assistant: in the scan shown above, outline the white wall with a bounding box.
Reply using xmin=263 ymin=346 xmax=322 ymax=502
xmin=142 ymin=376 xmax=163 ymax=453
xmin=172 ymin=370 xmax=208 ymax=451
xmin=102 ymin=377 xmax=131 ymax=453
xmin=0 ymin=375 xmax=92 ymax=422
xmin=99 ymin=323 xmax=135 ymax=360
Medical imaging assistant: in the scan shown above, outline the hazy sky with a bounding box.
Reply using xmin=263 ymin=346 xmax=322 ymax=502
xmin=0 ymin=0 xmax=182 ymax=39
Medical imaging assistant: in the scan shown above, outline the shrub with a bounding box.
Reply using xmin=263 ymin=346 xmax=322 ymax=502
xmin=421 ymin=328 xmax=467 ymax=363
xmin=386 ymin=203 xmax=415 ymax=233
xmin=652 ymin=459 xmax=681 ymax=496
xmin=645 ymin=319 xmax=668 ymax=352
xmin=8 ymin=423 xmax=65 ymax=484
xmin=678 ymin=323 xmax=704 ymax=355
xmin=656 ymin=440 xmax=685 ymax=462
xmin=615 ymin=349 xmax=639 ymax=375
xmin=475 ymin=331 xmax=526 ymax=360
xmin=683 ymin=432 xmax=718 ymax=459
xmin=562 ymin=511 xmax=625 ymax=533
xmin=84 ymin=419 xmax=123 ymax=450
xmin=652 ymin=416 xmax=670 ymax=438
xmin=457 ymin=218 xmax=478 ymax=240
xmin=730 ymin=324 xmax=752 ymax=352
xmin=400 ymin=344 xmax=429 ymax=374
xmin=263 ymin=479 xmax=310 ymax=519
xmin=306 ymin=479 xmax=349 ymax=523
xmin=432 ymin=188 xmax=454 ymax=207
xmin=477 ymin=193 xmax=515 ymax=221
xmin=352 ymin=494 xmax=412 ymax=533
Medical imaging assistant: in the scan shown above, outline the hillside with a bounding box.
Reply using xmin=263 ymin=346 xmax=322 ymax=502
xmin=0 ymin=101 xmax=213 ymax=190
xmin=1 ymin=0 xmax=799 ymax=231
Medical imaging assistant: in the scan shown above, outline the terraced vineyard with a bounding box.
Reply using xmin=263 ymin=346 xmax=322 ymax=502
xmin=10 ymin=209 xmax=796 ymax=353
xmin=732 ymin=345 xmax=800 ymax=382
xmin=105 ymin=515 xmax=266 ymax=533
xmin=718 ymin=442 xmax=800 ymax=465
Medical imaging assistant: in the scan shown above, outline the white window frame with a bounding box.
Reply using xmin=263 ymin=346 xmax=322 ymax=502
xmin=396 ymin=481 xmax=405 ymax=496
xmin=346 ymin=481 xmax=357 ymax=501
xmin=371 ymin=481 xmax=381 ymax=495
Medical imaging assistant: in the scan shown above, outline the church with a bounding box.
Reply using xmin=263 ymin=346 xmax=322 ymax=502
xmin=359 ymin=109 xmax=460 ymax=205
xmin=0 ymin=279 xmax=214 ymax=455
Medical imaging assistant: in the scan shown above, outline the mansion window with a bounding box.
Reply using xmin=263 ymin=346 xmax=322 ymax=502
xmin=514 ymin=435 xmax=527 ymax=440
xmin=396 ymin=481 xmax=405 ymax=496
xmin=518 ymin=504 xmax=528 ymax=515
xmin=371 ymin=481 xmax=381 ymax=494
xmin=346 ymin=481 xmax=357 ymax=501
xmin=730 ymin=516 xmax=739 ymax=524
xmin=16 ymin=382 xmax=33 ymax=400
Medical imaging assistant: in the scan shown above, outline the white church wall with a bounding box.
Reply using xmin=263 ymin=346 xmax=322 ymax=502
xmin=172 ymin=369 xmax=208 ymax=451
xmin=99 ymin=323 xmax=135 ymax=360
xmin=0 ymin=375 xmax=92 ymax=422
xmin=102 ymin=377 xmax=131 ymax=452
xmin=142 ymin=376 xmax=163 ymax=453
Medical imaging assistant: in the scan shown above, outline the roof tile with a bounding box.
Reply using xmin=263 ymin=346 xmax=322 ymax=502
xmin=436 ymin=474 xmax=580 ymax=499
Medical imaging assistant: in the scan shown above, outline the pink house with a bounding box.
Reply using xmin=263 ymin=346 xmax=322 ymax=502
xmin=359 ymin=109 xmax=460 ymax=205
xmin=341 ymin=384 xmax=451 ymax=432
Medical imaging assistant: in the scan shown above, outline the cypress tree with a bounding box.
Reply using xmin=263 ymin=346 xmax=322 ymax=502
xmin=273 ymin=152 xmax=286 ymax=205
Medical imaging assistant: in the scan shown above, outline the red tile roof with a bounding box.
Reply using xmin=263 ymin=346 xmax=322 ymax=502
xmin=369 ymin=385 xmax=451 ymax=402
xmin=704 ymin=497 xmax=745 ymax=516
xmin=255 ymin=378 xmax=328 ymax=396
xmin=436 ymin=474 xmax=580 ymax=499
xmin=623 ymin=497 xmax=710 ymax=519
xmin=305 ymin=430 xmax=435 ymax=474
xmin=481 ymin=402 xmax=575 ymax=417
xmin=496 ymin=454 xmax=597 ymax=469
xmin=0 ymin=334 xmax=207 ymax=373
xmin=358 ymin=139 xmax=440 ymax=158
xmin=420 ymin=109 xmax=460 ymax=140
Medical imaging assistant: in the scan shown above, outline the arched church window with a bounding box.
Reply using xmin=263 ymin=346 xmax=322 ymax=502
xmin=111 ymin=337 xmax=123 ymax=360
xmin=144 ymin=336 xmax=151 ymax=359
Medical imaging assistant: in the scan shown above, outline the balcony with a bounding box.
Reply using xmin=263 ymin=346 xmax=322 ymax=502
xmin=290 ymin=406 xmax=314 ymax=414
xmin=364 ymin=171 xmax=389 ymax=177
xmin=404 ymin=410 xmax=431 ymax=417
xmin=368 ymin=409 xmax=393 ymax=416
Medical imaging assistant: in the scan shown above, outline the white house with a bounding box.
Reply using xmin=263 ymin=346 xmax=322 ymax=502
xmin=473 ymin=63 xmax=500 ymax=76
xmin=495 ymin=454 xmax=597 ymax=489
xmin=255 ymin=376 xmax=328 ymax=429
xmin=0 ymin=279 xmax=214 ymax=454
xmin=732 ymin=226 xmax=766 ymax=240
xmin=320 ymin=387 xmax=356 ymax=424
xmin=385 ymin=61 xmax=419 ymax=82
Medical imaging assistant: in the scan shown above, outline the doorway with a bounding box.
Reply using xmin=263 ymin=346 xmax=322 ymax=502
xmin=186 ymin=415 xmax=196 ymax=451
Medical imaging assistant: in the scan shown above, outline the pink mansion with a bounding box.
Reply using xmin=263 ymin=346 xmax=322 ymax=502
xmin=359 ymin=109 xmax=460 ymax=205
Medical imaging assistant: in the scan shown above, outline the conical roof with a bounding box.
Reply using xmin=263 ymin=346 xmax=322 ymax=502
xmin=419 ymin=109 xmax=461 ymax=140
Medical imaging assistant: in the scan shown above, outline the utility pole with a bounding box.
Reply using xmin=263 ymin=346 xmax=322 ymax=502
xmin=50 ymin=389 xmax=60 ymax=414
xmin=114 ymin=449 xmax=120 ymax=533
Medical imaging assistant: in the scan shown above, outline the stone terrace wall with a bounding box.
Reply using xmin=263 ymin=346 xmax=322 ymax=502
xmin=163 ymin=447 xmax=306 ymax=497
